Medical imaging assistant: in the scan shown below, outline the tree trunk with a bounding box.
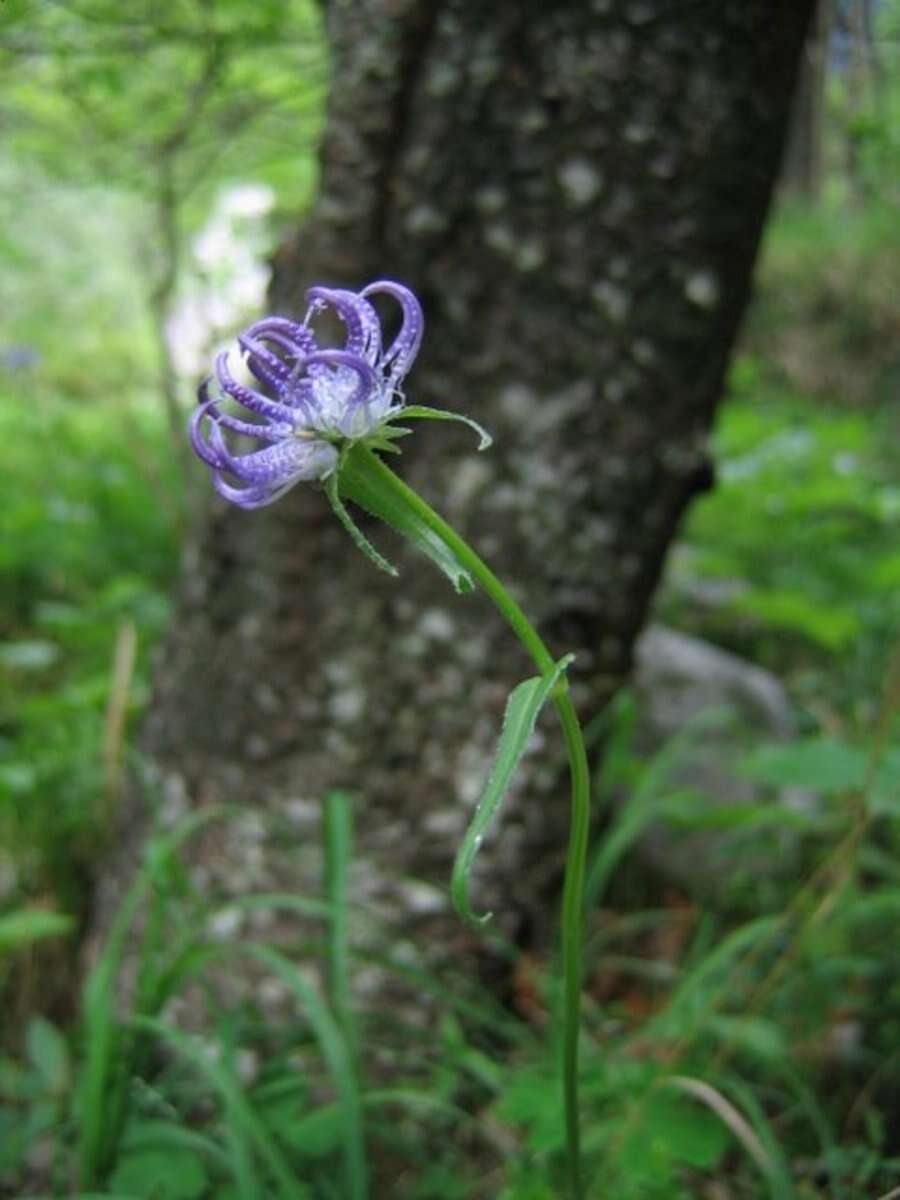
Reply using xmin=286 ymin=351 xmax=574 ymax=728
xmin=115 ymin=1 xmax=815 ymax=977
xmin=782 ymin=1 xmax=827 ymax=202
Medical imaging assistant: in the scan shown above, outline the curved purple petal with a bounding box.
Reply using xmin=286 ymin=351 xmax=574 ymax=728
xmin=361 ymin=280 xmax=424 ymax=382
xmin=191 ymin=388 xmax=299 ymax=490
xmin=242 ymin=327 xmax=309 ymax=367
xmin=211 ymin=474 xmax=301 ymax=510
xmin=237 ymin=333 xmax=292 ymax=392
xmin=189 ymin=393 xmax=227 ymax=469
xmin=238 ymin=319 xmax=317 ymax=393
xmin=247 ymin=315 xmax=318 ymax=356
xmin=196 ymin=381 xmax=296 ymax=442
xmin=215 ymin=352 xmax=297 ymax=424
xmin=212 ymin=407 xmax=295 ymax=442
xmin=306 ymin=287 xmax=383 ymax=363
xmin=239 ymin=328 xmax=321 ymax=417
xmin=303 ymin=349 xmax=377 ymax=394
xmin=210 ymin=426 xmax=337 ymax=487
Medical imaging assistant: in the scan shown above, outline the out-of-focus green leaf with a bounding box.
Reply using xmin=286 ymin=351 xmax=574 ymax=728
xmin=108 ymin=1147 xmax=208 ymax=1200
xmin=25 ymin=1017 xmax=70 ymax=1094
xmin=0 ymin=909 xmax=74 ymax=953
xmin=495 ymin=1067 xmax=563 ymax=1153
xmin=616 ymin=1091 xmax=730 ymax=1176
xmin=733 ymin=590 xmax=858 ymax=651
xmin=741 ymin=738 xmax=868 ymax=794
xmin=262 ymin=1101 xmax=343 ymax=1158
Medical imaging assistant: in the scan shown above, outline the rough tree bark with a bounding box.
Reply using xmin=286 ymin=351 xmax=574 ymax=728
xmin=118 ymin=1 xmax=816 ymax=983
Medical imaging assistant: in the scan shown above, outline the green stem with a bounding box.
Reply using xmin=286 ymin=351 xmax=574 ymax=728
xmin=355 ymin=445 xmax=590 ymax=1200
xmin=323 ymin=790 xmax=353 ymax=1047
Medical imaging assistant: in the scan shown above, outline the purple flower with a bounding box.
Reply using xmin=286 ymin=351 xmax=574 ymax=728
xmin=190 ymin=280 xmax=424 ymax=509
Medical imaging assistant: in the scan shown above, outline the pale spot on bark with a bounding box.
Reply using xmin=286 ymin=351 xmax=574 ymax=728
xmin=558 ymin=158 xmax=604 ymax=206
xmin=592 ymin=279 xmax=630 ymax=322
xmin=685 ymin=269 xmax=720 ymax=308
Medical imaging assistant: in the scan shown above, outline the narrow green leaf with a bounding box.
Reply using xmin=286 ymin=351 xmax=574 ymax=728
xmin=711 ymin=1073 xmax=795 ymax=1200
xmin=650 ymin=915 xmax=781 ymax=1036
xmin=398 ymin=406 xmax=493 ymax=451
xmin=452 ymin=655 xmax=574 ymax=928
xmin=323 ymin=791 xmax=353 ymax=1045
xmin=337 ymin=444 xmax=474 ymax=593
xmin=25 ymin=1017 xmax=69 ymax=1094
xmin=169 ymin=941 xmax=368 ymax=1200
xmin=324 ymin=470 xmax=398 ymax=577
xmin=77 ymin=808 xmax=232 ymax=1189
xmin=0 ymin=908 xmax=74 ymax=953
xmin=129 ymin=1016 xmax=306 ymax=1200
xmin=240 ymin=944 xmax=368 ymax=1200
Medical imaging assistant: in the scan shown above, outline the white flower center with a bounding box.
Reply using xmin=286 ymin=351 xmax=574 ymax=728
xmin=310 ymin=365 xmax=395 ymax=438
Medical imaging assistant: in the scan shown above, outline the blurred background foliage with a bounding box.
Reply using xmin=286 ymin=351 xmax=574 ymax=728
xmin=0 ymin=1 xmax=898 ymax=1197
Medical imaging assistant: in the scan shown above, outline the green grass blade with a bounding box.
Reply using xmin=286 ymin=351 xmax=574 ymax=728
xmin=223 ymin=1121 xmax=266 ymax=1200
xmin=77 ymin=869 xmax=149 ymax=1189
xmin=240 ymin=944 xmax=368 ymax=1200
xmin=650 ymin=914 xmax=782 ymax=1039
xmin=323 ymin=791 xmax=353 ymax=1045
xmin=129 ymin=1016 xmax=306 ymax=1200
xmin=359 ymin=950 xmax=520 ymax=1038
xmin=715 ymin=1072 xmax=796 ymax=1200
xmin=76 ymin=808 xmax=231 ymax=1188
xmin=451 ymin=654 xmax=574 ymax=927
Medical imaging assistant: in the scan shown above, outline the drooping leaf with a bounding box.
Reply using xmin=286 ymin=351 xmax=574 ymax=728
xmin=338 ymin=444 xmax=474 ymax=593
xmin=451 ymin=655 xmax=574 ymax=927
xmin=399 ymin=406 xmax=493 ymax=451
xmin=324 ymin=469 xmax=398 ymax=577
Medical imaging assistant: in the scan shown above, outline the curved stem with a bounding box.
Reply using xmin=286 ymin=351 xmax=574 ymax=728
xmin=356 ymin=446 xmax=589 ymax=1200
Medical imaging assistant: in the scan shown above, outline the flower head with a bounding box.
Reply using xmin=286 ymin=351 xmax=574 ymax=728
xmin=189 ymin=280 xmax=424 ymax=508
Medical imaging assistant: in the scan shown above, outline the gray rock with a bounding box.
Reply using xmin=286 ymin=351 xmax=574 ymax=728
xmin=625 ymin=625 xmax=812 ymax=896
xmin=633 ymin=625 xmax=795 ymax=741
